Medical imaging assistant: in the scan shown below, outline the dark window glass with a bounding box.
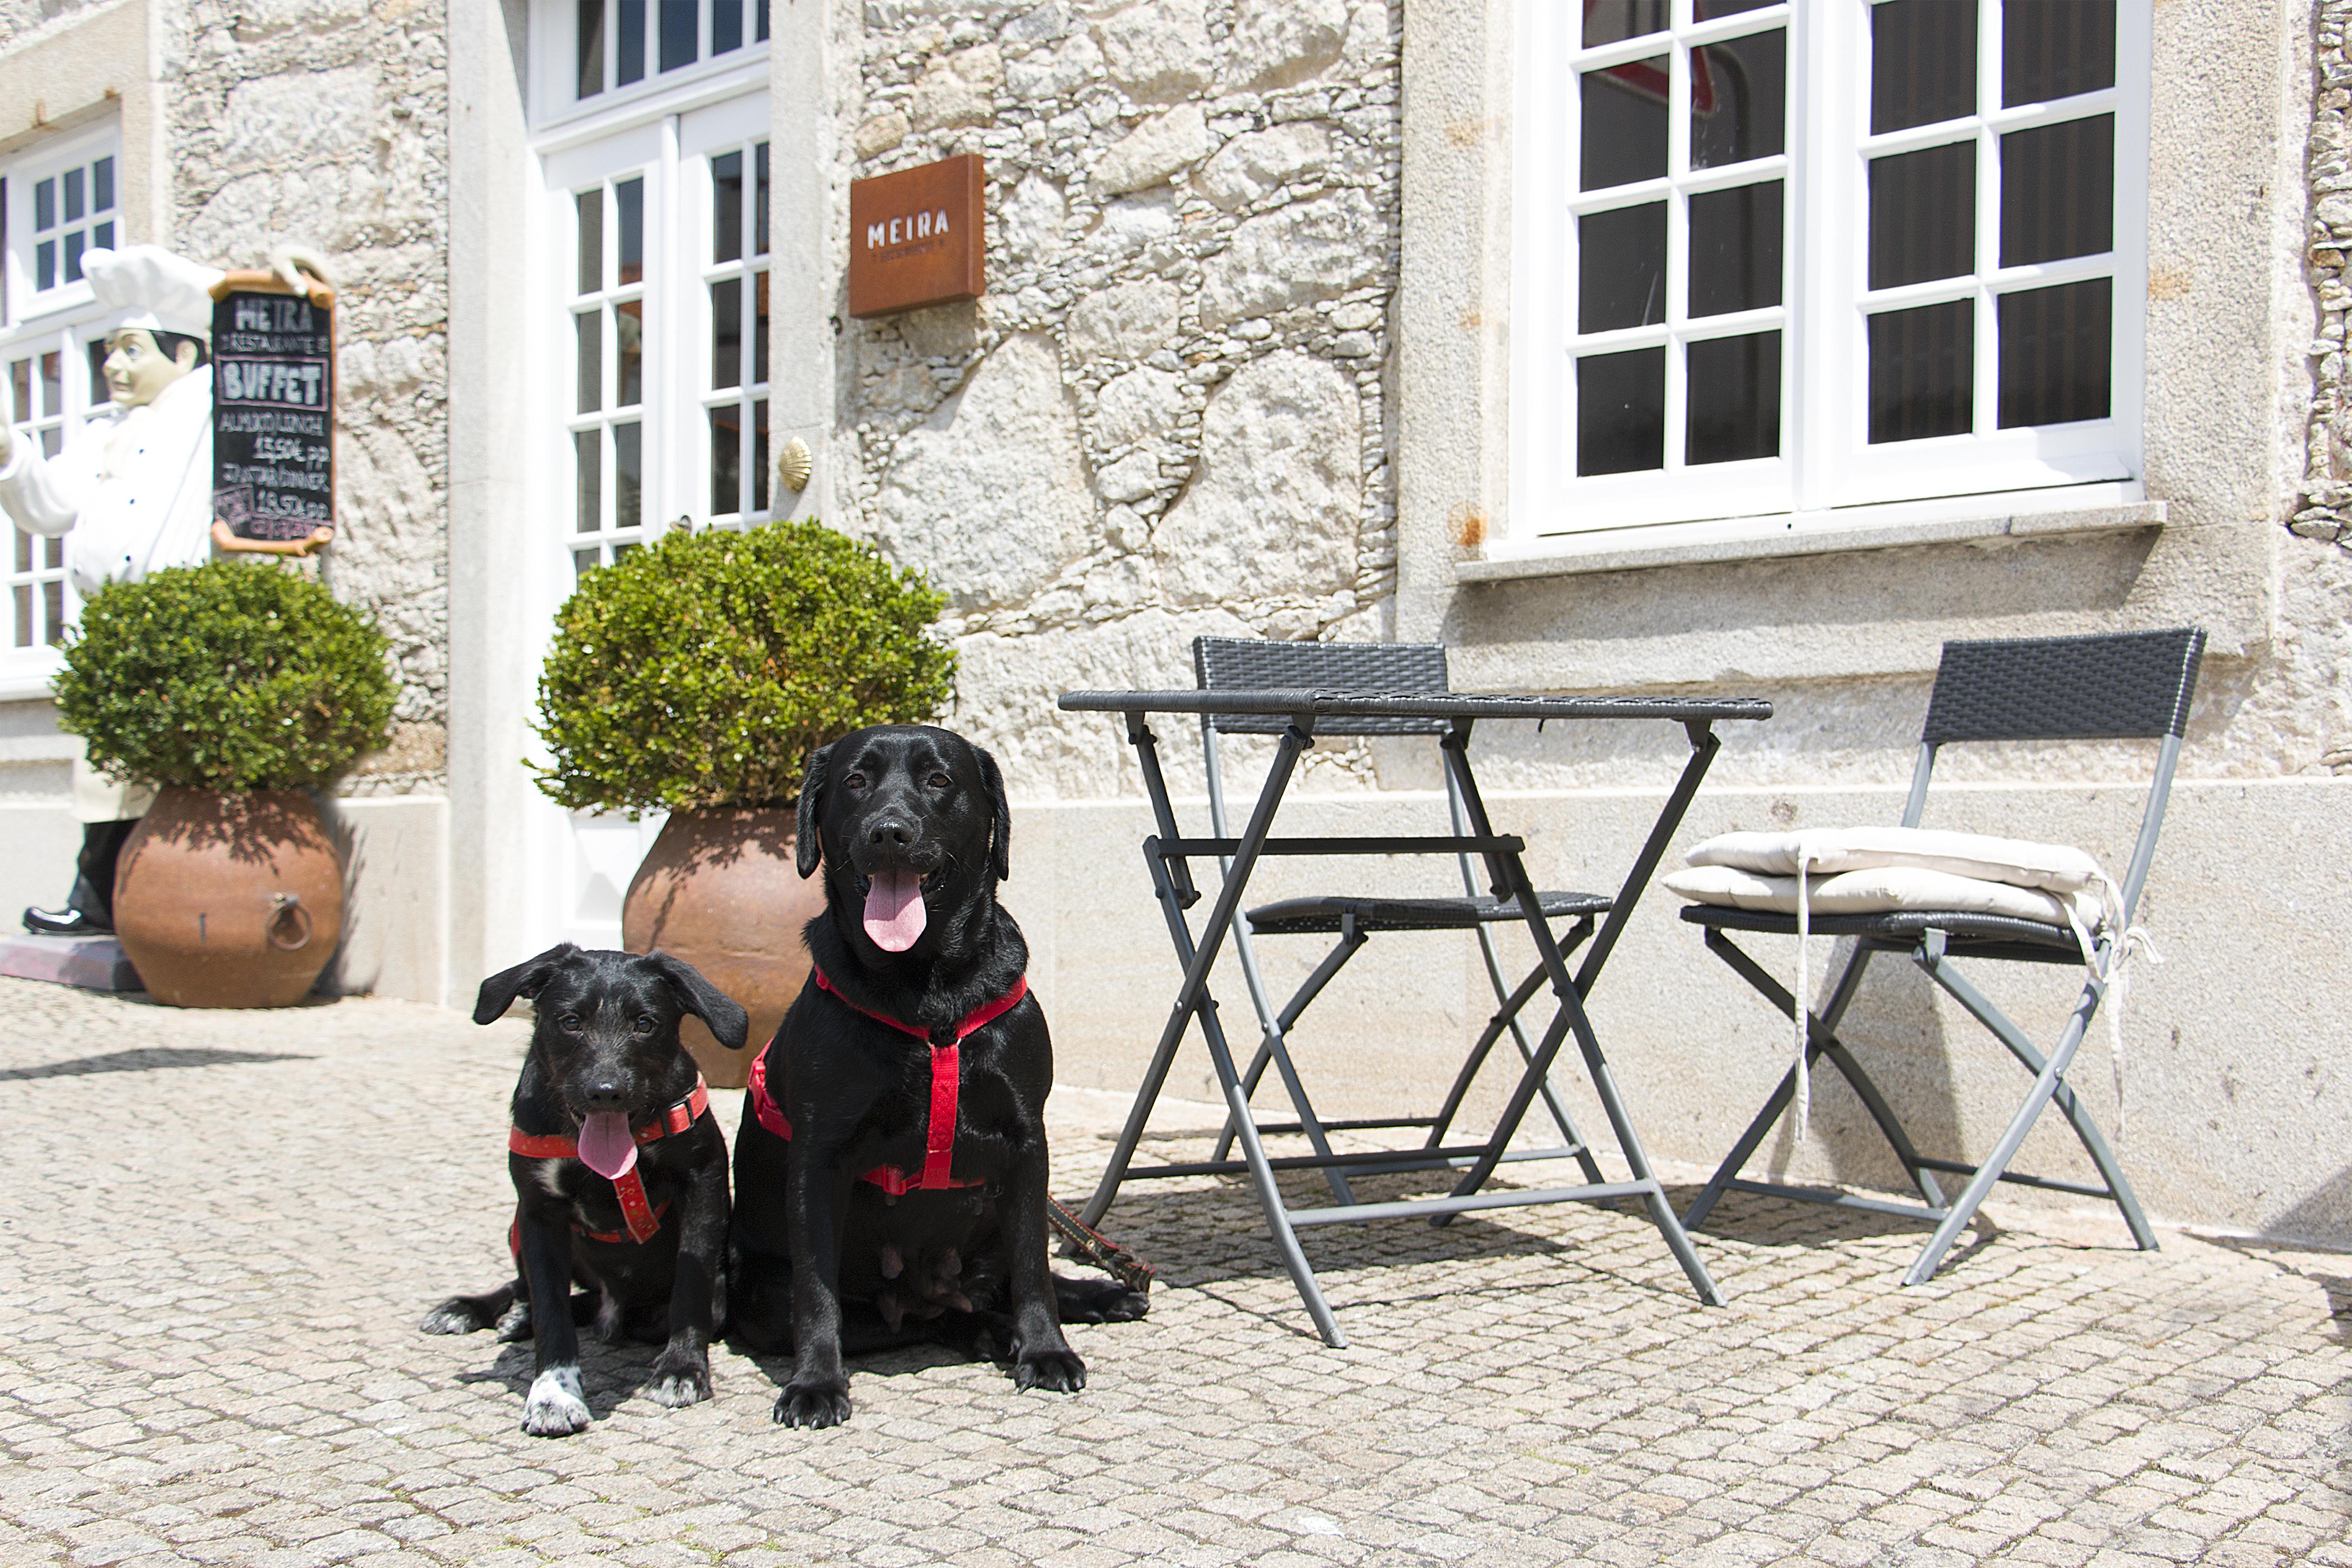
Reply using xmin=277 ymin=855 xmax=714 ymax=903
xmin=43 ymin=581 xmax=60 ymax=644
xmin=1582 ymin=0 xmax=1666 ymax=47
xmin=1998 ymin=277 xmax=2111 ymax=427
xmin=711 ymin=405 xmax=742 ymax=514
xmin=1868 ymin=299 xmax=1974 ymax=443
xmin=41 ymin=352 xmax=58 ymax=413
xmin=614 ymin=422 xmax=642 ymax=529
xmin=578 ymin=0 xmax=606 ymax=96
xmin=712 ymin=275 xmax=742 ymax=389
xmin=61 ymin=230 xmax=85 ymax=283
xmin=1578 ymin=202 xmax=1666 ymax=332
xmin=35 ymin=240 xmax=52 ymax=291
xmin=86 ymin=338 xmax=106 ymax=400
xmin=1688 ymin=181 xmax=1782 ymax=317
xmin=11 ymin=530 xmax=24 ymax=573
xmin=91 ymin=220 xmax=112 ymax=251
xmin=8 ymin=360 xmax=24 ymax=418
xmin=10 ymin=585 xmax=26 ymax=647
xmin=756 ymin=0 xmax=768 ymax=41
xmin=659 ymin=0 xmax=696 ymax=71
xmin=713 ymin=150 xmax=744 ymax=262
xmin=1869 ymin=141 xmax=1975 ymax=288
xmin=576 ymin=312 xmax=600 ymax=413
xmin=616 ymin=178 xmax=644 ymax=284
xmin=1999 ymin=114 xmax=2114 ymax=266
xmin=575 ymin=548 xmax=601 ymax=582
xmin=618 ymin=0 xmax=646 ymax=84
xmin=752 ymin=397 xmax=770 ymax=511
xmin=34 ymin=178 xmax=52 ymax=231
xmin=62 ymin=168 xmax=82 ymax=223
xmin=91 ymin=157 xmax=112 ymax=213
xmin=714 ymin=0 xmax=741 ymax=53
xmin=1576 ymin=348 xmax=1665 ymax=476
xmin=755 ymin=141 xmax=770 ymax=255
xmin=1687 ymin=332 xmax=1781 ymax=464
xmin=616 ymin=300 xmax=644 ymax=405
xmin=1581 ymin=59 xmax=1669 ymax=191
xmin=44 ymin=533 xmax=61 ymax=568
xmin=575 ymin=431 xmax=600 ymax=533
xmin=1690 ymin=29 xmax=1785 ymax=170
xmin=577 ymin=189 xmax=603 ymax=293
xmin=2003 ymin=0 xmax=2115 ymax=107
xmin=1871 ymin=0 xmax=1977 ymax=134
xmin=39 ymin=426 xmax=59 ymax=458
xmin=753 ymin=270 xmax=770 ymax=384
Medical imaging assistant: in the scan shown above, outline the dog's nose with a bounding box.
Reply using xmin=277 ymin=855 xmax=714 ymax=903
xmin=581 ymin=1082 xmax=628 ymax=1112
xmin=867 ymin=815 xmax=915 ymax=848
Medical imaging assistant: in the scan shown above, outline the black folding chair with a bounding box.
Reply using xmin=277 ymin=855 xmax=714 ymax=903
xmin=1679 ymin=628 xmax=2205 ymax=1283
xmin=1192 ymin=637 xmax=1611 ymax=1203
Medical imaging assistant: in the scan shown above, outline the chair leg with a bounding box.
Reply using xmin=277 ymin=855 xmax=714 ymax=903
xmin=1212 ymin=924 xmax=1367 ymax=1203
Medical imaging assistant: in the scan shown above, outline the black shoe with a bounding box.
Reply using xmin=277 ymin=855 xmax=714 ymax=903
xmin=23 ymin=906 xmax=110 ymax=937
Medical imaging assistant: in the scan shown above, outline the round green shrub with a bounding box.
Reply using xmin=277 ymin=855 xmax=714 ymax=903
xmin=53 ymin=561 xmax=397 ymax=792
xmin=534 ymin=519 xmax=957 ymax=815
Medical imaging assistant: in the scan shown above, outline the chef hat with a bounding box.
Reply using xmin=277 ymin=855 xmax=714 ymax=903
xmin=83 ymin=246 xmax=225 ymax=341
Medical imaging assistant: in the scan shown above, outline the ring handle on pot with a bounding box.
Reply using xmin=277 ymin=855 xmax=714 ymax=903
xmin=267 ymin=893 xmax=313 ymax=952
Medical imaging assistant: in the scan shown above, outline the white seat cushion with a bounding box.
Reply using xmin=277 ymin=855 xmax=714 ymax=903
xmin=1684 ymin=827 xmax=2106 ymax=896
xmin=1662 ymin=864 xmax=2086 ymax=928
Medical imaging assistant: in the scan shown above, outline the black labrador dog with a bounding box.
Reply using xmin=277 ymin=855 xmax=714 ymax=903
xmin=730 ymin=724 xmax=1145 ymax=1428
xmin=421 ymin=945 xmax=748 ymax=1436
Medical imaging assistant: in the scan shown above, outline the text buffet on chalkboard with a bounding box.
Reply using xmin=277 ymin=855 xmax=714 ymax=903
xmin=211 ymin=290 xmax=333 ymax=542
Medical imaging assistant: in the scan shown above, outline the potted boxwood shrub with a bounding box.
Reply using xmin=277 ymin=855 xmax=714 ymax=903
xmin=54 ymin=561 xmax=396 ymax=1007
xmin=535 ymin=518 xmax=955 ymax=1087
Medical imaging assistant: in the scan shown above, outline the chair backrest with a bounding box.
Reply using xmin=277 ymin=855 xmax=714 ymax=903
xmin=1921 ymin=628 xmax=2206 ymax=745
xmin=1193 ymin=636 xmax=1452 ymax=735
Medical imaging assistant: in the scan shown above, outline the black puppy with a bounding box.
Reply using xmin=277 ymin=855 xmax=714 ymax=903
xmin=730 ymin=724 xmax=1145 ymax=1428
xmin=421 ymin=944 xmax=749 ymax=1436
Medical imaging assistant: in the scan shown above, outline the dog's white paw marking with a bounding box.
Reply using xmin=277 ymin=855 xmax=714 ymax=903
xmin=521 ymin=1365 xmax=591 ymax=1436
xmin=645 ymin=1367 xmax=709 ymax=1408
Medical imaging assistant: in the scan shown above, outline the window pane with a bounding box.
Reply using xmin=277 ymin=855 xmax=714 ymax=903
xmin=659 ymin=0 xmax=696 ymax=71
xmin=1999 ymin=114 xmax=2114 ymax=267
xmin=711 ymin=405 xmax=742 ymax=514
xmin=576 ymin=312 xmax=601 ymax=413
xmin=1867 ymin=299 xmax=1974 ymax=444
xmin=616 ymin=178 xmax=645 ymax=284
xmin=40 ymin=427 xmax=59 ymax=459
xmin=86 ymin=339 xmax=106 ymax=400
xmin=1869 ymin=141 xmax=1975 ymax=289
xmin=2003 ymin=0 xmax=2115 ymax=107
xmin=11 ymin=585 xmax=27 ymax=648
xmin=44 ymin=534 xmax=60 ymax=569
xmin=1578 ymin=202 xmax=1665 ymax=332
xmin=62 ymin=167 xmax=83 ymax=223
xmin=43 ymin=581 xmax=61 ymax=645
xmin=714 ymin=0 xmax=742 ymax=53
xmin=36 ymin=240 xmax=53 ymax=290
xmin=578 ymin=0 xmax=606 ymax=96
xmin=1686 ymin=332 xmax=1780 ymax=465
xmin=9 ymin=360 xmax=27 ymax=417
xmin=614 ymin=422 xmax=642 ymax=529
xmin=1688 ymin=181 xmax=1782 ymax=317
xmin=12 ymin=530 xmax=26 ymax=570
xmin=91 ymin=157 xmax=113 ymax=213
xmin=618 ymin=0 xmax=646 ymax=84
xmin=1576 ymin=347 xmax=1665 ymax=476
xmin=34 ymin=177 xmax=52 ymax=231
xmin=41 ymin=353 xmax=60 ymax=414
xmin=753 ymin=269 xmax=770 ymax=384
xmin=1872 ymin=0 xmax=1978 ymax=134
xmin=576 ymin=431 xmax=601 ymax=533
xmin=755 ymin=0 xmax=768 ymax=41
xmin=575 ymin=548 xmax=602 ymax=582
xmin=756 ymin=141 xmax=771 ymax=255
xmin=1582 ymin=0 xmax=1666 ymax=47
xmin=752 ymin=397 xmax=770 ymax=512
xmin=712 ymin=275 xmax=742 ymax=388
xmin=92 ymin=220 xmax=113 ymax=251
xmin=616 ymin=300 xmax=644 ymax=405
xmin=1690 ymin=29 xmax=1785 ymax=170
xmin=713 ymin=150 xmax=744 ymax=263
xmin=63 ymin=230 xmax=86 ymax=283
xmin=577 ymin=189 xmax=604 ymax=294
xmin=1998 ymin=277 xmax=2111 ymax=427
xmin=1581 ymin=59 xmax=1669 ymax=191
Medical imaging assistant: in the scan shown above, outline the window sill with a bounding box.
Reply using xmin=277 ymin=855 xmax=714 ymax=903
xmin=1457 ymin=487 xmax=2166 ymax=585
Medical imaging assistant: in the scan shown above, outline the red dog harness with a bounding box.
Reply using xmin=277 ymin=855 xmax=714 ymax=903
xmin=508 ymin=1077 xmax=710 ymax=1244
xmin=748 ymin=963 xmax=1027 ymax=1196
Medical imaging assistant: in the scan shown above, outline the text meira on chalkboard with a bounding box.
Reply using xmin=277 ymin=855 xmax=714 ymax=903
xmin=211 ymin=290 xmax=333 ymax=542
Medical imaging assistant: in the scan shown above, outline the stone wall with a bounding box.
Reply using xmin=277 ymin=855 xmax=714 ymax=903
xmin=829 ymin=0 xmax=1401 ymax=797
xmin=2298 ymin=0 xmax=2352 ymax=546
xmin=169 ymin=0 xmax=451 ymax=793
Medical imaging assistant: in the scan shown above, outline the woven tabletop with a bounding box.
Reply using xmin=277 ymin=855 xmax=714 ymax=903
xmin=1057 ymin=688 xmax=1775 ymax=723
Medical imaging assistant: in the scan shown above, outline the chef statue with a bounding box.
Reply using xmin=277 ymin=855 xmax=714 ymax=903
xmin=0 ymin=243 xmax=332 ymax=938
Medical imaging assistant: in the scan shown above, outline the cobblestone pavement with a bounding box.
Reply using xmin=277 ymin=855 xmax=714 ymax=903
xmin=1 ymin=978 xmax=2346 ymax=1567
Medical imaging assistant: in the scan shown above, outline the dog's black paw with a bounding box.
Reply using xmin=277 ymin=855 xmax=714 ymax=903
xmin=495 ymin=1301 xmax=534 ymax=1342
xmin=774 ymin=1379 xmax=853 ymax=1428
xmin=644 ymin=1352 xmax=712 ymax=1409
xmin=1012 ymin=1348 xmax=1087 ymax=1394
xmin=1053 ymin=1277 xmax=1149 ymax=1325
xmin=418 ymin=1298 xmax=492 ymax=1335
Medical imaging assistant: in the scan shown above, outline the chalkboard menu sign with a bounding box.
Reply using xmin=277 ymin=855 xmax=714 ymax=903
xmin=211 ymin=289 xmax=334 ymax=541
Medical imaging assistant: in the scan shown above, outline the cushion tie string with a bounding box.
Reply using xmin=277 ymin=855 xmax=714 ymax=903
xmin=2059 ymin=877 xmax=2160 ymax=1142
xmin=1792 ymin=839 xmax=1817 ymax=1142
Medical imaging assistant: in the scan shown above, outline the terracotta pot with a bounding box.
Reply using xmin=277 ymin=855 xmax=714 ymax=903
xmin=113 ymin=786 xmax=345 ymax=1008
xmin=622 ymin=807 xmax=824 ymax=1090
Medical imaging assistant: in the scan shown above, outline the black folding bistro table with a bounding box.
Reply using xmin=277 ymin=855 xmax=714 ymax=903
xmin=1058 ymin=687 xmax=1774 ymax=1345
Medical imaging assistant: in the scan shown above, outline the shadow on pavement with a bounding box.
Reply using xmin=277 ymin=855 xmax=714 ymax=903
xmin=0 ymin=1046 xmax=314 ymax=1080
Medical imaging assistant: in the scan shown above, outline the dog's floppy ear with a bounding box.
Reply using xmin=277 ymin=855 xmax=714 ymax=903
xmin=976 ymin=742 xmax=1011 ymax=884
xmin=795 ymin=743 xmax=831 ymax=879
xmin=642 ymin=951 xmax=751 ymax=1051
xmin=474 ymin=943 xmax=579 ymax=1024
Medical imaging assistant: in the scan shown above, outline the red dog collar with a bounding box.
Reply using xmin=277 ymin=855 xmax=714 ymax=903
xmin=747 ymin=965 xmax=1027 ymax=1194
xmin=508 ymin=1076 xmax=709 ymax=1243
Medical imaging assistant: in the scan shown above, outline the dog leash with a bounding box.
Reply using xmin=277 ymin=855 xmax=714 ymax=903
xmin=1047 ymin=1197 xmax=1155 ymax=1297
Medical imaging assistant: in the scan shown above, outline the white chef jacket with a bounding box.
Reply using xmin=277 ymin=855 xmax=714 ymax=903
xmin=0 ymin=366 xmax=216 ymax=597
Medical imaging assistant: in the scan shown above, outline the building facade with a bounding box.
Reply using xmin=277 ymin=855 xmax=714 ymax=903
xmin=2 ymin=0 xmax=2347 ymax=1245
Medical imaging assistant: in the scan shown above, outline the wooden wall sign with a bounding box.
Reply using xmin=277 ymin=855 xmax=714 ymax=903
xmin=210 ymin=284 xmax=334 ymax=541
xmin=847 ymin=153 xmax=985 ymax=319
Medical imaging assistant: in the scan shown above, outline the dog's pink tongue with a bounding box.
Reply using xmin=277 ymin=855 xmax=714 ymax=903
xmin=863 ymin=869 xmax=927 ymax=952
xmin=576 ymin=1113 xmax=637 ymax=1180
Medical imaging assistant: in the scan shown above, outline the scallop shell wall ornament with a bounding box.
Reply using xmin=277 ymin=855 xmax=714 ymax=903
xmin=775 ymin=437 xmax=813 ymax=494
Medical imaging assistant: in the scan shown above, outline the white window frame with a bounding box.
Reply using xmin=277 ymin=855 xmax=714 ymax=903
xmin=530 ymin=0 xmax=770 ymax=137
xmin=1510 ymin=0 xmax=2150 ymax=546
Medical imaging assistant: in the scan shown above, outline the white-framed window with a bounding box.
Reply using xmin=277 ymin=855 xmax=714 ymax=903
xmin=0 ymin=122 xmax=121 ymax=681
xmin=1512 ymin=0 xmax=2147 ymax=540
xmin=539 ymin=0 xmax=770 ymax=126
